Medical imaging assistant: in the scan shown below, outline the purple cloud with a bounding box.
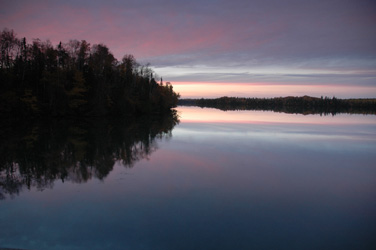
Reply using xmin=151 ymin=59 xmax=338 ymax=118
xmin=1 ymin=0 xmax=375 ymax=89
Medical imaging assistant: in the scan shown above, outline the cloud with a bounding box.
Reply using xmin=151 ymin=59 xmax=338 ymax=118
xmin=153 ymin=62 xmax=376 ymax=86
xmin=1 ymin=0 xmax=375 ymax=87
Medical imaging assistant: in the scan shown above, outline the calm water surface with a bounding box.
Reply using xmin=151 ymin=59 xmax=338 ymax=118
xmin=1 ymin=107 xmax=375 ymax=250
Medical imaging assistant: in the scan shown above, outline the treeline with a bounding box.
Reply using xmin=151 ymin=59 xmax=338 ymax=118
xmin=0 ymin=112 xmax=179 ymax=199
xmin=179 ymin=96 xmax=376 ymax=115
xmin=0 ymin=28 xmax=180 ymax=118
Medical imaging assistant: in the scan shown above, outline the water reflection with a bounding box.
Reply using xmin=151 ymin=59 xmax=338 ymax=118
xmin=178 ymin=106 xmax=376 ymax=125
xmin=0 ymin=112 xmax=179 ymax=199
xmin=1 ymin=107 xmax=375 ymax=250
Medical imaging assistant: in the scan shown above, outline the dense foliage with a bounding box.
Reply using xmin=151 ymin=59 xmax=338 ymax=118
xmin=179 ymin=96 xmax=376 ymax=115
xmin=0 ymin=28 xmax=180 ymax=117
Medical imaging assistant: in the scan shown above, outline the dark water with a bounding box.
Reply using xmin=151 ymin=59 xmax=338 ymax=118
xmin=1 ymin=107 xmax=375 ymax=250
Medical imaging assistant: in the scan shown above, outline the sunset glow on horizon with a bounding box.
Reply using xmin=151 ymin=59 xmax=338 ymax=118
xmin=172 ymin=82 xmax=376 ymax=99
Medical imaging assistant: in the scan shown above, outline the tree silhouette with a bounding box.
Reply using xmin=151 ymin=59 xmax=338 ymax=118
xmin=0 ymin=28 xmax=180 ymax=118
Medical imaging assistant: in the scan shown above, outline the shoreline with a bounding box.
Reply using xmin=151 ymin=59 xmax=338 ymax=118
xmin=178 ymin=95 xmax=376 ymax=115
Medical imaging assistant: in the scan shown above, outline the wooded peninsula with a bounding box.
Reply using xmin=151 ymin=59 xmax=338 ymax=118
xmin=179 ymin=96 xmax=376 ymax=115
xmin=0 ymin=28 xmax=179 ymax=118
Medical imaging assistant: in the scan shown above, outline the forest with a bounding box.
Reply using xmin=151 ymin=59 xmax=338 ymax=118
xmin=179 ymin=96 xmax=376 ymax=115
xmin=0 ymin=28 xmax=180 ymax=118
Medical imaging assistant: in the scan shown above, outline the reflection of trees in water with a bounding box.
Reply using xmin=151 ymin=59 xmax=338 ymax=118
xmin=0 ymin=112 xmax=179 ymax=199
xmin=180 ymin=96 xmax=376 ymax=115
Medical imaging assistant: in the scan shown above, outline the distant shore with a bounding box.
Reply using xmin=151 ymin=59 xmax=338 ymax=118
xmin=178 ymin=96 xmax=376 ymax=115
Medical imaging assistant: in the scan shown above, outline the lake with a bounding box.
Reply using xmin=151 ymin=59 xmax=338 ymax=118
xmin=1 ymin=106 xmax=375 ymax=250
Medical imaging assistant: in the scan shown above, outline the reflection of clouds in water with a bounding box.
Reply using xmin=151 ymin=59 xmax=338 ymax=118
xmin=165 ymin=120 xmax=376 ymax=200
xmin=172 ymin=108 xmax=376 ymax=170
xmin=174 ymin=122 xmax=376 ymax=155
xmin=1 ymin=108 xmax=375 ymax=250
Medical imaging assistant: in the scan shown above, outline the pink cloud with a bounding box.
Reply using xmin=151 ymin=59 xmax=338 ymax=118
xmin=1 ymin=0 xmax=375 ymax=88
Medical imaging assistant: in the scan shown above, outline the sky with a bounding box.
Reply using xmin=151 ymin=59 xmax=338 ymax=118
xmin=1 ymin=0 xmax=376 ymax=98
